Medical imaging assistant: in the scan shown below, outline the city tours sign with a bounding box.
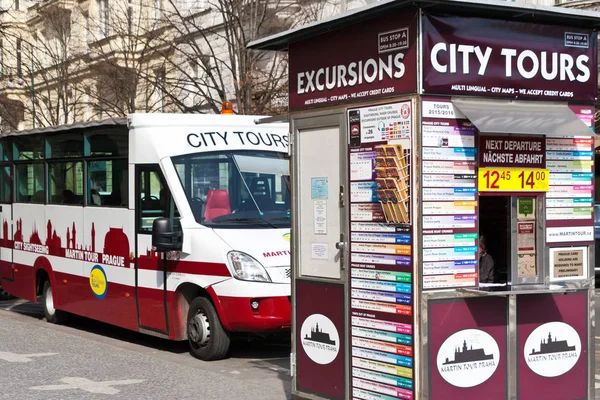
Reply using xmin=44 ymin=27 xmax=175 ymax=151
xmin=422 ymin=14 xmax=598 ymax=101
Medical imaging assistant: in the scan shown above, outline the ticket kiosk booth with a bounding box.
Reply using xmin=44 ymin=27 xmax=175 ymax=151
xmin=250 ymin=1 xmax=600 ymax=398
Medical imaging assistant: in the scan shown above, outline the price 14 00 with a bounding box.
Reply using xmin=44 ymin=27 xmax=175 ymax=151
xmin=478 ymin=167 xmax=549 ymax=192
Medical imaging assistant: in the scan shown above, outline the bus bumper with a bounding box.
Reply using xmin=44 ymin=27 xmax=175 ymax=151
xmin=212 ymin=293 xmax=291 ymax=332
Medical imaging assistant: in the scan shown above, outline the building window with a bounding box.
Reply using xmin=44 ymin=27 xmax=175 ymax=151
xmin=155 ymin=69 xmax=165 ymax=112
xmin=0 ymin=39 xmax=4 ymax=77
xmin=16 ymin=38 xmax=22 ymax=77
xmin=83 ymin=11 xmax=89 ymax=46
xmin=85 ymin=87 xmax=91 ymax=120
xmin=127 ymin=0 xmax=133 ymax=34
xmin=153 ymin=0 xmax=163 ymax=24
xmin=98 ymin=0 xmax=109 ymax=38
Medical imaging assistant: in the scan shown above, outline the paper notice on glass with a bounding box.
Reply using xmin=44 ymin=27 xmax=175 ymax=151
xmin=314 ymin=200 xmax=327 ymax=234
xmin=311 ymin=243 xmax=329 ymax=260
xmin=517 ymin=254 xmax=537 ymax=277
xmin=517 ymin=221 xmax=535 ymax=254
xmin=549 ymin=247 xmax=587 ymax=281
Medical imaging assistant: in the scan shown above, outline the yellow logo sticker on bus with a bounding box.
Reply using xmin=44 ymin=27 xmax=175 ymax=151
xmin=283 ymin=233 xmax=291 ymax=242
xmin=90 ymin=265 xmax=108 ymax=299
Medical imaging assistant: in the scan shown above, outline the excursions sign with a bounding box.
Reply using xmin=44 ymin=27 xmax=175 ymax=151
xmin=422 ymin=14 xmax=598 ymax=102
xmin=288 ymin=11 xmax=417 ymax=110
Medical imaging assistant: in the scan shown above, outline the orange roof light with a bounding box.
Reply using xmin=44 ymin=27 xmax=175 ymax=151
xmin=221 ymin=101 xmax=234 ymax=114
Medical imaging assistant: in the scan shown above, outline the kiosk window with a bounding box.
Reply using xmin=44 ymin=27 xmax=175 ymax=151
xmin=479 ymin=196 xmax=510 ymax=283
xmin=137 ymin=166 xmax=179 ymax=233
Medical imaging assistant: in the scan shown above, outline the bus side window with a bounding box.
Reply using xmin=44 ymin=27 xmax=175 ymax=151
xmin=48 ymin=161 xmax=83 ymax=205
xmin=15 ymin=162 xmax=45 ymax=203
xmin=0 ymin=164 xmax=12 ymax=203
xmin=87 ymin=159 xmax=128 ymax=207
xmin=138 ymin=166 xmax=179 ymax=233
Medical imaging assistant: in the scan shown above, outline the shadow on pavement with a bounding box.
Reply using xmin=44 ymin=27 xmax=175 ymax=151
xmin=0 ymin=298 xmax=291 ymax=364
xmin=0 ymin=298 xmax=44 ymax=319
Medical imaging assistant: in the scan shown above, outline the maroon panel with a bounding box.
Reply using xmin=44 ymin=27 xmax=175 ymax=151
xmin=288 ymin=10 xmax=418 ymax=110
xmin=422 ymin=14 xmax=598 ymax=102
xmin=517 ymin=292 xmax=588 ymax=399
xmin=137 ymin=248 xmax=168 ymax=332
xmin=296 ymin=280 xmax=345 ymax=399
xmin=65 ymin=273 xmax=139 ymax=331
xmin=137 ymin=286 xmax=167 ymax=331
xmin=479 ymin=135 xmax=545 ymax=168
xmin=429 ymin=297 xmax=507 ymax=399
xmin=0 ymin=260 xmax=35 ymax=302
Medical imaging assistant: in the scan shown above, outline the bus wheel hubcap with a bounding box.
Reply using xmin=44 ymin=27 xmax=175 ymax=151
xmin=46 ymin=287 xmax=55 ymax=315
xmin=189 ymin=312 xmax=210 ymax=346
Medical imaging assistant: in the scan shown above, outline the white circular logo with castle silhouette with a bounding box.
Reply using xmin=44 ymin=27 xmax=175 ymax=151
xmin=300 ymin=314 xmax=340 ymax=365
xmin=436 ymin=329 xmax=500 ymax=388
xmin=524 ymin=321 xmax=581 ymax=377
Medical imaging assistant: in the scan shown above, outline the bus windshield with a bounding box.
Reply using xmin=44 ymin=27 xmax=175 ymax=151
xmin=172 ymin=151 xmax=290 ymax=228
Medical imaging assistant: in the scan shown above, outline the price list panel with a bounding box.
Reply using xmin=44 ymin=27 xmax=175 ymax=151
xmin=421 ymin=98 xmax=479 ymax=289
xmin=546 ymin=137 xmax=595 ymax=244
xmin=348 ymin=101 xmax=415 ymax=400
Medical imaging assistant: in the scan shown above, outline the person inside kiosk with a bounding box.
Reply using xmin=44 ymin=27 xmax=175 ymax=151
xmin=478 ymin=235 xmax=495 ymax=283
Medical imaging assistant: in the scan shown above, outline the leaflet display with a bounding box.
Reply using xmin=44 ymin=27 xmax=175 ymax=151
xmin=421 ymin=98 xmax=479 ymax=289
xmin=348 ymin=100 xmax=415 ymax=400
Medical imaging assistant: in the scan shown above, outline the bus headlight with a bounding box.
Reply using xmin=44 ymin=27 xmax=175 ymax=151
xmin=227 ymin=251 xmax=272 ymax=282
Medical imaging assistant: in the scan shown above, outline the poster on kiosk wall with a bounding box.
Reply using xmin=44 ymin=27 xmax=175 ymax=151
xmin=420 ymin=97 xmax=479 ymax=290
xmin=348 ymin=100 xmax=416 ymax=400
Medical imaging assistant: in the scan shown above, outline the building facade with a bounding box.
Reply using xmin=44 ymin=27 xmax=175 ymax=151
xmin=0 ymin=0 xmax=592 ymax=132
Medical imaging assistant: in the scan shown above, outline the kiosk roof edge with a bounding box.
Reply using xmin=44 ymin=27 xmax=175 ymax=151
xmin=247 ymin=0 xmax=600 ymax=51
xmin=451 ymin=97 xmax=595 ymax=137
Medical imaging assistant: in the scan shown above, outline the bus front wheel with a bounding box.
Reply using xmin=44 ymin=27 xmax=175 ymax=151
xmin=42 ymin=281 xmax=68 ymax=324
xmin=187 ymin=297 xmax=230 ymax=361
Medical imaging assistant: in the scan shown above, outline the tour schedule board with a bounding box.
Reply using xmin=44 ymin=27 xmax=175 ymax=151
xmin=348 ymin=100 xmax=415 ymax=400
xmin=545 ymin=106 xmax=595 ymax=246
xmin=420 ymin=97 xmax=479 ymax=289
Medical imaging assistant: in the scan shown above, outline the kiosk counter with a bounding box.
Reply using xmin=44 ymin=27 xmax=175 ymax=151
xmin=249 ymin=1 xmax=600 ymax=399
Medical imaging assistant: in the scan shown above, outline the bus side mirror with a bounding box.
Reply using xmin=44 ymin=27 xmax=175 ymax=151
xmin=152 ymin=218 xmax=182 ymax=252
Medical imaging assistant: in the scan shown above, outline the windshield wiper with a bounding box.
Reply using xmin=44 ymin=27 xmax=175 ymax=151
xmin=231 ymin=155 xmax=264 ymax=215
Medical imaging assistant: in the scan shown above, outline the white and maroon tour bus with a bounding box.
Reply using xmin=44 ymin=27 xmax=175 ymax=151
xmin=0 ymin=109 xmax=291 ymax=360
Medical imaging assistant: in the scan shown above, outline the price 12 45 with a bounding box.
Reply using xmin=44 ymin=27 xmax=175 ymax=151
xmin=478 ymin=167 xmax=549 ymax=192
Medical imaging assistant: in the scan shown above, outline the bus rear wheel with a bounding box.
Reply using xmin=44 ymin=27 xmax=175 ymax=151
xmin=42 ymin=281 xmax=68 ymax=324
xmin=0 ymin=284 xmax=13 ymax=300
xmin=187 ymin=297 xmax=230 ymax=361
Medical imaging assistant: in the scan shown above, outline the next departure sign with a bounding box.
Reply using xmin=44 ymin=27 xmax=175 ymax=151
xmin=478 ymin=167 xmax=549 ymax=192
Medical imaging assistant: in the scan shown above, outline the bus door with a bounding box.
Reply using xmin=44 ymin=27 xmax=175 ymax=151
xmin=135 ymin=165 xmax=174 ymax=334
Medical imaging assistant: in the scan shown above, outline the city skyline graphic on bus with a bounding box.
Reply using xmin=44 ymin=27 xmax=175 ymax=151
xmin=443 ymin=339 xmax=494 ymax=365
xmin=2 ymin=218 xmax=130 ymax=267
xmin=304 ymin=322 xmax=337 ymax=346
xmin=529 ymin=331 xmax=576 ymax=356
